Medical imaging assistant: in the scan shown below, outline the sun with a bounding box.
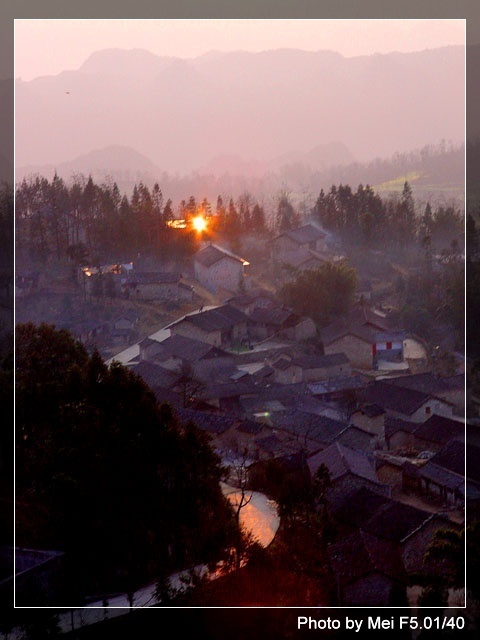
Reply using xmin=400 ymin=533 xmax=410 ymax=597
xmin=192 ymin=215 xmax=207 ymax=233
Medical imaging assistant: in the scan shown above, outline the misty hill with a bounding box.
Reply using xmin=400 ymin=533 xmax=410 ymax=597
xmin=16 ymin=140 xmax=464 ymax=211
xmin=16 ymin=46 xmax=464 ymax=177
xmin=16 ymin=145 xmax=162 ymax=188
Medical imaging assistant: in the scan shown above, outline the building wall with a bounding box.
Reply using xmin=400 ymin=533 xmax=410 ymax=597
xmin=398 ymin=400 xmax=454 ymax=424
xmin=387 ymin=431 xmax=415 ymax=451
xmin=376 ymin=462 xmax=404 ymax=488
xmin=194 ymin=257 xmax=243 ymax=294
xmin=324 ymin=336 xmax=372 ymax=370
xmin=130 ymin=282 xmax=181 ymax=300
xmin=280 ymin=317 xmax=318 ymax=342
xmin=302 ymin=362 xmax=351 ymax=383
xmin=327 ymin=475 xmax=391 ymax=504
xmin=139 ymin=340 xmax=164 ymax=360
xmin=170 ymin=322 xmax=222 ymax=347
xmin=274 ymin=364 xmax=302 ymax=385
xmin=350 ymin=412 xmax=384 ymax=437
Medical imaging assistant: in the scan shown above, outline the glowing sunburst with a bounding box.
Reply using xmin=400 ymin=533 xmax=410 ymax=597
xmin=192 ymin=215 xmax=207 ymax=233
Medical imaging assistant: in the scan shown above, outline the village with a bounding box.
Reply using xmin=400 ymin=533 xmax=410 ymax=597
xmin=14 ymin=215 xmax=470 ymax=609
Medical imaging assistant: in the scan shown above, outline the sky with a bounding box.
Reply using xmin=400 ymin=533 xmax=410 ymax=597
xmin=14 ymin=18 xmax=465 ymax=82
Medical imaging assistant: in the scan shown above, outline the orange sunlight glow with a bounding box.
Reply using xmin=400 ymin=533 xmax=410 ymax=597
xmin=192 ymin=215 xmax=207 ymax=233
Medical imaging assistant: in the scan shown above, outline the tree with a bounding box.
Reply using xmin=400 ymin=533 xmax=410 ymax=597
xmin=275 ymin=191 xmax=299 ymax=232
xmin=15 ymin=324 xmax=240 ymax=603
xmin=279 ymin=260 xmax=357 ymax=326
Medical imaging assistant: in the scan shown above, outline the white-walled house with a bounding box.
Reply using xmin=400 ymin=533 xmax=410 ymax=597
xmin=193 ymin=244 xmax=249 ymax=294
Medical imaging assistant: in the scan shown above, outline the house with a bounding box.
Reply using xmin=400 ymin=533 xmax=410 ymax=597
xmin=355 ymin=278 xmax=373 ymax=302
xmin=321 ymin=303 xmax=404 ymax=371
xmin=123 ymin=271 xmax=192 ymax=301
xmin=331 ymin=486 xmax=454 ymax=575
xmin=335 ymin=425 xmax=377 ymax=452
xmin=166 ymin=304 xmax=249 ymax=348
xmin=193 ymin=243 xmax=249 ymax=294
xmin=146 ymin=333 xmax=234 ymax=375
xmin=386 ymin=371 xmax=465 ymax=417
xmin=270 ymin=352 xmax=350 ymax=385
xmin=412 ymin=415 xmax=465 ymax=453
xmin=130 ymin=360 xmax=181 ymax=392
xmin=384 ymin=416 xmax=418 ymax=452
xmin=327 ymin=530 xmax=407 ymax=606
xmin=360 ymin=380 xmax=454 ymax=423
xmin=248 ymin=305 xmax=317 ymax=342
xmin=138 ymin=336 xmax=165 ymax=361
xmin=403 ymin=439 xmax=465 ymax=510
xmin=349 ymin=403 xmax=386 ymax=438
xmin=4 ymin=547 xmax=65 ymax=606
xmin=276 ymin=248 xmax=330 ymax=279
xmin=307 ymin=374 xmax=367 ymax=404
xmin=109 ymin=310 xmax=140 ymax=344
xmin=192 ymin=378 xmax=259 ymax=412
xmin=373 ymin=331 xmax=406 ymax=370
xmin=273 ymin=409 xmax=350 ymax=453
xmin=271 ymin=223 xmax=327 ymax=263
xmin=307 ymin=442 xmax=391 ymax=502
xmin=226 ymin=289 xmax=275 ymax=315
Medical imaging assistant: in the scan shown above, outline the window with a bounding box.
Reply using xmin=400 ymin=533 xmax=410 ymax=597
xmin=425 ymin=406 xmax=431 ymax=415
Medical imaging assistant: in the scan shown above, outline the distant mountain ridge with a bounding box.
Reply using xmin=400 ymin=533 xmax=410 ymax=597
xmin=16 ymin=46 xmax=465 ymax=177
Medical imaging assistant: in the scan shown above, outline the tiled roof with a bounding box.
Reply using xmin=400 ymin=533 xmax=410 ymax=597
xmin=307 ymin=375 xmax=367 ymax=395
xmin=307 ymin=442 xmax=380 ymax=484
xmin=332 ymin=487 xmax=391 ymax=528
xmin=413 ymin=415 xmax=464 ymax=446
xmin=272 ymin=357 xmax=293 ymax=371
xmin=126 ymin=271 xmax=181 ymax=285
xmin=361 ymin=380 xmax=432 ymax=416
xmin=356 ymin=403 xmax=385 ymax=418
xmin=428 ymin=439 xmax=465 ymax=476
xmin=195 ymin=379 xmax=258 ymax=400
xmin=321 ymin=321 xmax=375 ymax=347
xmin=249 ymin=306 xmax=293 ymax=327
xmin=154 ymin=334 xmax=230 ymax=363
xmin=273 ymin=409 xmax=348 ymax=444
xmin=327 ymin=531 xmax=406 ymax=586
xmin=418 ymin=461 xmax=464 ymax=491
xmin=236 ymin=419 xmax=265 ymax=435
xmin=131 ymin=361 xmax=180 ymax=389
xmin=175 ymin=407 xmax=237 ymax=435
xmin=292 ymin=352 xmax=349 ymax=369
xmin=278 ymin=223 xmax=326 ymax=245
xmin=337 ymin=425 xmax=376 ymax=451
xmin=361 ymin=501 xmax=434 ymax=543
xmin=384 ymin=416 xmax=418 ymax=439
xmin=194 ymin=244 xmax=247 ymax=268
xmin=387 ymin=372 xmax=463 ymax=396
xmin=168 ymin=304 xmax=249 ymax=333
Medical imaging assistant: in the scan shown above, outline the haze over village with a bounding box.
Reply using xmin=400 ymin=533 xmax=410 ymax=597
xmin=4 ymin=18 xmax=479 ymax=634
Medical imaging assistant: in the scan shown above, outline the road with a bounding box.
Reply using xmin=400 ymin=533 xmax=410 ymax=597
xmin=30 ymin=484 xmax=280 ymax=635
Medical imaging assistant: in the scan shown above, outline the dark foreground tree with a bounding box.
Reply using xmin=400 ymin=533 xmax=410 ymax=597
xmin=15 ymin=323 xmax=238 ymax=604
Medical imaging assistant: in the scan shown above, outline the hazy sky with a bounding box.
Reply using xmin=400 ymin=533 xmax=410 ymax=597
xmin=15 ymin=18 xmax=465 ymax=82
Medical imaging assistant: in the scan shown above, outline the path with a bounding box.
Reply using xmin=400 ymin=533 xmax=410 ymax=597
xmin=20 ymin=484 xmax=281 ymax=636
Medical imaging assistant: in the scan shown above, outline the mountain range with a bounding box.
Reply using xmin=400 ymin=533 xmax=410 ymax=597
xmin=16 ymin=45 xmax=465 ymax=180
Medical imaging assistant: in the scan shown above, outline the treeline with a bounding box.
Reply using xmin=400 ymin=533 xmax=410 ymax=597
xmin=15 ymin=322 xmax=240 ymax=604
xmin=15 ymin=174 xmax=268 ymax=266
xmin=312 ymin=181 xmax=463 ymax=248
xmin=15 ymin=174 xmax=464 ymax=269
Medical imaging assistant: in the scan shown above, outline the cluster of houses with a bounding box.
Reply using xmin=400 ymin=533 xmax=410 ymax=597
xmin=15 ymin=220 xmax=469 ymax=607
xmin=116 ymin=275 xmax=468 ymax=606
